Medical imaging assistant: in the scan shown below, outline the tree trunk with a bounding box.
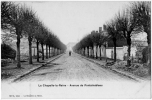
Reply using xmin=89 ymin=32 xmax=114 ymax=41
xmin=34 ymin=48 xmax=35 ymax=57
xmin=96 ymin=45 xmax=98 ymax=59
xmin=54 ymin=48 xmax=55 ymax=56
xmin=36 ymin=40 xmax=39 ymax=62
xmin=87 ymin=47 xmax=89 ymax=57
xmin=41 ymin=43 xmax=44 ymax=60
xmin=46 ymin=45 xmax=48 ymax=59
xmin=113 ymin=38 xmax=117 ymax=62
xmin=28 ymin=36 xmax=32 ymax=64
xmin=16 ymin=28 xmax=21 ymax=68
xmin=84 ymin=48 xmax=85 ymax=56
xmin=127 ymin=37 xmax=131 ymax=66
xmin=148 ymin=44 xmax=151 ymax=74
xmin=52 ymin=47 xmax=53 ymax=56
xmin=80 ymin=49 xmax=81 ymax=55
xmin=55 ymin=48 xmax=56 ymax=56
xmin=146 ymin=29 xmax=151 ymax=64
xmin=56 ymin=48 xmax=57 ymax=55
xmin=56 ymin=49 xmax=57 ymax=55
xmin=55 ymin=48 xmax=57 ymax=56
xmin=57 ymin=49 xmax=58 ymax=55
xmin=57 ymin=48 xmax=58 ymax=55
xmin=105 ymin=46 xmax=107 ymax=62
xmin=100 ymin=46 xmax=101 ymax=60
xmin=53 ymin=48 xmax=55 ymax=56
xmin=92 ymin=46 xmax=94 ymax=58
xmin=49 ymin=46 xmax=50 ymax=58
xmin=145 ymin=28 xmax=151 ymax=74
xmin=91 ymin=47 xmax=92 ymax=57
xmin=127 ymin=44 xmax=131 ymax=66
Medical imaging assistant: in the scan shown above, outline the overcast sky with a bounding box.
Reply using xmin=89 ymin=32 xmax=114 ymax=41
xmin=21 ymin=1 xmax=130 ymax=45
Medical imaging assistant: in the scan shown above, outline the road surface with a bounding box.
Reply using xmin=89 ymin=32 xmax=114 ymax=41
xmin=21 ymin=52 xmax=135 ymax=82
xmin=1 ymin=52 xmax=150 ymax=99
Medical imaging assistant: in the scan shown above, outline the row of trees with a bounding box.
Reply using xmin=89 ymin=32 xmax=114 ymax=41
xmin=73 ymin=30 xmax=108 ymax=60
xmin=1 ymin=2 xmax=66 ymax=68
xmin=73 ymin=1 xmax=150 ymax=67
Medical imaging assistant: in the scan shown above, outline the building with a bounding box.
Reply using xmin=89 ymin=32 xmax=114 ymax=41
xmin=92 ymin=25 xmax=148 ymax=61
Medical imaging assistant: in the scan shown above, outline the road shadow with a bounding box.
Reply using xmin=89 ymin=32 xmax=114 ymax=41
xmin=50 ymin=63 xmax=60 ymax=65
xmin=39 ymin=63 xmax=60 ymax=70
xmin=2 ymin=67 xmax=25 ymax=70
xmin=33 ymin=71 xmax=60 ymax=76
xmin=54 ymin=68 xmax=63 ymax=71
xmin=33 ymin=68 xmax=64 ymax=76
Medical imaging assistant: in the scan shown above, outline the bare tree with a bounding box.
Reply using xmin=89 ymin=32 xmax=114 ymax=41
xmin=40 ymin=28 xmax=45 ymax=60
xmin=98 ymin=33 xmax=108 ymax=60
xmin=90 ymin=31 xmax=100 ymax=59
xmin=106 ymin=19 xmax=122 ymax=62
xmin=23 ymin=7 xmax=36 ymax=64
xmin=73 ymin=31 xmax=108 ymax=61
xmin=34 ymin=21 xmax=43 ymax=62
xmin=1 ymin=2 xmax=27 ymax=68
xmin=117 ymin=9 xmax=137 ymax=66
xmin=84 ymin=34 xmax=93 ymax=57
xmin=131 ymin=1 xmax=151 ymax=64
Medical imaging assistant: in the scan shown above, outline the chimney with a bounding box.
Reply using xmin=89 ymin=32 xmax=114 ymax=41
xmin=99 ymin=27 xmax=102 ymax=33
xmin=103 ymin=25 xmax=106 ymax=31
xmin=91 ymin=30 xmax=96 ymax=34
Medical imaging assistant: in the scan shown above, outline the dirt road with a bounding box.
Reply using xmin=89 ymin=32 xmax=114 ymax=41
xmin=2 ymin=52 xmax=150 ymax=99
xmin=21 ymin=52 xmax=135 ymax=82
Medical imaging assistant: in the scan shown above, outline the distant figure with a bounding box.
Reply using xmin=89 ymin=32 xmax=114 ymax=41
xmin=69 ymin=51 xmax=71 ymax=56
